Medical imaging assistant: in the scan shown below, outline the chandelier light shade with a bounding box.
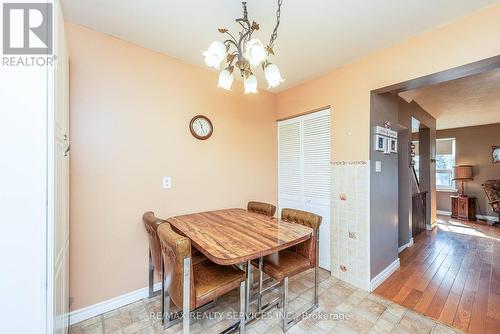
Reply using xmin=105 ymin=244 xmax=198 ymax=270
xmin=202 ymin=41 xmax=226 ymax=69
xmin=202 ymin=1 xmax=284 ymax=93
xmin=245 ymin=39 xmax=267 ymax=67
xmin=264 ymin=63 xmax=284 ymax=88
xmin=217 ymin=69 xmax=234 ymax=90
xmin=244 ymin=74 xmax=258 ymax=94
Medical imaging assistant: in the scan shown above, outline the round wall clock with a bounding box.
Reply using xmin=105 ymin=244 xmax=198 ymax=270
xmin=189 ymin=115 xmax=213 ymax=140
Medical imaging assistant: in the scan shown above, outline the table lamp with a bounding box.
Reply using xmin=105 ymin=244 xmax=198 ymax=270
xmin=453 ymin=165 xmax=473 ymax=197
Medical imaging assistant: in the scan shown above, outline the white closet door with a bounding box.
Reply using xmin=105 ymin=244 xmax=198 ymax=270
xmin=302 ymin=111 xmax=331 ymax=270
xmin=278 ymin=121 xmax=303 ymax=211
xmin=278 ymin=109 xmax=331 ymax=270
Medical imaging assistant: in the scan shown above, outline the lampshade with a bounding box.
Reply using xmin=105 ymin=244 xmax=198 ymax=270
xmin=244 ymin=75 xmax=258 ymax=94
xmin=217 ymin=69 xmax=233 ymax=91
xmin=264 ymin=63 xmax=284 ymax=88
xmin=453 ymin=165 xmax=473 ymax=181
xmin=202 ymin=41 xmax=226 ymax=69
xmin=245 ymin=39 xmax=266 ymax=68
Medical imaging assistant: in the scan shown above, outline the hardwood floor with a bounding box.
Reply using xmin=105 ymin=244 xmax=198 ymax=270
xmin=375 ymin=215 xmax=500 ymax=334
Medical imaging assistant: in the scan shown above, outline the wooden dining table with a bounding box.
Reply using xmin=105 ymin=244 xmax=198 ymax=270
xmin=166 ymin=208 xmax=313 ymax=332
xmin=167 ymin=208 xmax=313 ymax=265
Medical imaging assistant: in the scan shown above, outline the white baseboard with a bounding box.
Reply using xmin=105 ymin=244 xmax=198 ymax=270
xmin=370 ymin=258 xmax=400 ymax=292
xmin=436 ymin=210 xmax=498 ymax=223
xmin=69 ymin=282 xmax=161 ymax=326
xmin=398 ymin=238 xmax=414 ymax=253
xmin=477 ymin=214 xmax=499 ymax=223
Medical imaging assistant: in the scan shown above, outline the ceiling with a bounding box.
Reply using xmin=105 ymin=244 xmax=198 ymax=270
xmin=61 ymin=0 xmax=498 ymax=92
xmin=399 ymin=68 xmax=500 ymax=130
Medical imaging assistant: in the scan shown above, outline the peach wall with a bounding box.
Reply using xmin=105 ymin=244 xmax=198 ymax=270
xmin=276 ymin=4 xmax=500 ymax=162
xmin=67 ymin=23 xmax=277 ymax=310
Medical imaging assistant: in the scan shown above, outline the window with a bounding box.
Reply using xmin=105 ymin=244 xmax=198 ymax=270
xmin=436 ymin=138 xmax=456 ymax=190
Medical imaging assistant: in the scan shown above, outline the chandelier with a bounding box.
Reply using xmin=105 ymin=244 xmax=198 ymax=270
xmin=202 ymin=1 xmax=284 ymax=94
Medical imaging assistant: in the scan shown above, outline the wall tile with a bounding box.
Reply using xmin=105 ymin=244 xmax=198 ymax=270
xmin=331 ymin=161 xmax=370 ymax=290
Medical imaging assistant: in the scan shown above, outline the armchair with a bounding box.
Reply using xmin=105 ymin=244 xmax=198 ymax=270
xmin=482 ymin=180 xmax=500 ymax=226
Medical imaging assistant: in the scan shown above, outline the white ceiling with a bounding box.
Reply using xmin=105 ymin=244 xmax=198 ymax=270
xmin=399 ymin=68 xmax=500 ymax=130
xmin=61 ymin=0 xmax=499 ymax=92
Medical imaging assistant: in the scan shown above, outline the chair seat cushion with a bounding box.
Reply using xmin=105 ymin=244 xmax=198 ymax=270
xmin=193 ymin=260 xmax=245 ymax=308
xmin=258 ymin=249 xmax=312 ymax=281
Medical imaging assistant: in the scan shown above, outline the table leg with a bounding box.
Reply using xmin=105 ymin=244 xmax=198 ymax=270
xmin=182 ymin=257 xmax=190 ymax=334
xmin=245 ymin=260 xmax=252 ymax=317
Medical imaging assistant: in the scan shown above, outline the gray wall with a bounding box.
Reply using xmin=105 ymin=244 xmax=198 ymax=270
xmin=370 ymin=94 xmax=437 ymax=280
xmin=436 ymin=123 xmax=500 ymax=218
xmin=370 ymin=93 xmax=400 ymax=279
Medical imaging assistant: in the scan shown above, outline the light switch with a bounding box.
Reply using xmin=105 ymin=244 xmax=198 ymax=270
xmin=162 ymin=176 xmax=171 ymax=189
xmin=375 ymin=161 xmax=382 ymax=172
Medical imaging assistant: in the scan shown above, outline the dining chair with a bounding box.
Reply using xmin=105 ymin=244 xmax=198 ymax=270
xmin=157 ymin=222 xmax=247 ymax=333
xmin=254 ymin=208 xmax=322 ymax=332
xmin=142 ymin=212 xmax=206 ymax=298
xmin=247 ymin=201 xmax=276 ymax=217
xmin=142 ymin=211 xmax=166 ymax=298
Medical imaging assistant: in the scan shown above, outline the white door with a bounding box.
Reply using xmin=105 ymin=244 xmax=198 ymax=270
xmin=48 ymin=2 xmax=70 ymax=333
xmin=278 ymin=109 xmax=331 ymax=270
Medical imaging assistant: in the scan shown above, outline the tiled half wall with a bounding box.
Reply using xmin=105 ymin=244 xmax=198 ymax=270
xmin=331 ymin=160 xmax=370 ymax=291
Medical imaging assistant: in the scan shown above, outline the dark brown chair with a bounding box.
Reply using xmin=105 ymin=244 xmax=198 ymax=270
xmin=255 ymin=208 xmax=322 ymax=332
xmin=157 ymin=223 xmax=247 ymax=332
xmin=247 ymin=201 xmax=276 ymax=217
xmin=482 ymin=180 xmax=500 ymax=226
xmin=142 ymin=212 xmax=206 ymax=298
xmin=142 ymin=211 xmax=165 ymax=297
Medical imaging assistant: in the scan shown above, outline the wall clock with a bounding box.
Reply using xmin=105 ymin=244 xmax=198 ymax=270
xmin=189 ymin=115 xmax=213 ymax=140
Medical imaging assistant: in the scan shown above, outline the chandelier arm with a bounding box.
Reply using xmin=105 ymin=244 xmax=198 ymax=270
xmin=223 ymin=31 xmax=239 ymax=45
xmin=268 ymin=0 xmax=283 ymax=49
xmin=223 ymin=39 xmax=239 ymax=51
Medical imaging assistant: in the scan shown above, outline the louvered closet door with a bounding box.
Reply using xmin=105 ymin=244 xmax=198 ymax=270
xmin=278 ymin=109 xmax=331 ymax=270
xmin=302 ymin=111 xmax=331 ymax=270
xmin=278 ymin=121 xmax=303 ymax=211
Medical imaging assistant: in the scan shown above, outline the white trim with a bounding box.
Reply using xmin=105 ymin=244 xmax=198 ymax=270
xmin=477 ymin=214 xmax=499 ymax=223
xmin=69 ymin=283 xmax=162 ymax=325
xmin=370 ymin=258 xmax=400 ymax=291
xmin=436 ymin=211 xmax=499 ymax=223
xmin=398 ymin=238 xmax=414 ymax=253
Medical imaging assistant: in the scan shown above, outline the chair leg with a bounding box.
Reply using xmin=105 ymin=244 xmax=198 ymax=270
xmin=161 ymin=257 xmax=164 ymax=325
xmin=182 ymin=256 xmax=191 ymax=334
xmin=239 ymin=280 xmax=246 ymax=334
xmin=282 ymin=276 xmax=289 ymax=331
xmin=148 ymin=250 xmax=154 ymax=298
xmin=314 ymin=228 xmax=319 ymax=307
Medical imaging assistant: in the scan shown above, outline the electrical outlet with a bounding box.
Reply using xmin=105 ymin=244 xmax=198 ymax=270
xmin=375 ymin=161 xmax=382 ymax=172
xmin=162 ymin=176 xmax=171 ymax=189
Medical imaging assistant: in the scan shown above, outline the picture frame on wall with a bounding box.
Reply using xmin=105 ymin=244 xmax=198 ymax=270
xmin=493 ymin=146 xmax=500 ymax=164
xmin=375 ymin=134 xmax=386 ymax=152
xmin=389 ymin=138 xmax=398 ymax=153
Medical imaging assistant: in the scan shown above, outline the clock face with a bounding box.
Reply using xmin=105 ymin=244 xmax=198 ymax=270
xmin=190 ymin=115 xmax=213 ymax=140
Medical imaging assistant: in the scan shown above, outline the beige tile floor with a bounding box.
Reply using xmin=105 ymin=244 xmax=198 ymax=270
xmin=69 ymin=269 xmax=464 ymax=334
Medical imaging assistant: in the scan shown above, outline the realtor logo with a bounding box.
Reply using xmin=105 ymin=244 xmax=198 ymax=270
xmin=2 ymin=3 xmax=53 ymax=54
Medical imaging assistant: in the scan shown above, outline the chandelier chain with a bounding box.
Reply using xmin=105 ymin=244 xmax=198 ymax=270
xmin=269 ymin=0 xmax=283 ymax=49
